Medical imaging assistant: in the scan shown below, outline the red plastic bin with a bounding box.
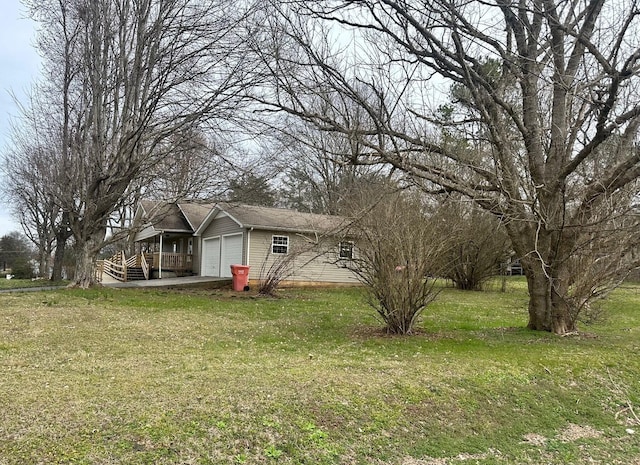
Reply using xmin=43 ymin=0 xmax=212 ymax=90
xmin=230 ymin=264 xmax=250 ymax=291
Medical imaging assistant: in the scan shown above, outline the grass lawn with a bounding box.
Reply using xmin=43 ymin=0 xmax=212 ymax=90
xmin=0 ymin=278 xmax=638 ymax=464
xmin=0 ymin=278 xmax=68 ymax=290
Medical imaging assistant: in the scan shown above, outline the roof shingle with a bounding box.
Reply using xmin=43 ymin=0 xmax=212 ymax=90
xmin=217 ymin=202 xmax=350 ymax=234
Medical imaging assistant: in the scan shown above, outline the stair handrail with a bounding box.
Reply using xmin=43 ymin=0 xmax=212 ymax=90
xmin=102 ymin=255 xmax=126 ymax=281
xmin=140 ymin=253 xmax=150 ymax=280
xmin=125 ymin=254 xmax=137 ymax=268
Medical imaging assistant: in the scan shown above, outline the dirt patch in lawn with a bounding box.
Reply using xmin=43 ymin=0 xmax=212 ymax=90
xmin=558 ymin=423 xmax=603 ymax=442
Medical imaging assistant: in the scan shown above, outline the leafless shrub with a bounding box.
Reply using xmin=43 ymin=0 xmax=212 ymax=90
xmin=257 ymin=251 xmax=296 ymax=296
xmin=431 ymin=199 xmax=511 ymax=291
xmin=560 ymin=194 xmax=640 ymax=327
xmin=345 ymin=191 xmax=448 ymax=335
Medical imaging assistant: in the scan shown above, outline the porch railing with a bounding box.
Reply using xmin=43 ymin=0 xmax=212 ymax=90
xmin=149 ymin=252 xmax=192 ymax=271
xmin=101 ymin=252 xmax=193 ymax=282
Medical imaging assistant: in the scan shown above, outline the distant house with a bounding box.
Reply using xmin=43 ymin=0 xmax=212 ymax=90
xmin=115 ymin=201 xmax=359 ymax=285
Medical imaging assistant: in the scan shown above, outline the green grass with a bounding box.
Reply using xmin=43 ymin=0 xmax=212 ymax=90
xmin=0 ymin=278 xmax=68 ymax=290
xmin=0 ymin=280 xmax=639 ymax=464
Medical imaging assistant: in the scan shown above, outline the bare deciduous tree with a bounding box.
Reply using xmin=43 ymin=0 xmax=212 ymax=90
xmin=251 ymin=0 xmax=640 ymax=334
xmin=3 ymin=145 xmax=58 ymax=278
xmin=2 ymin=90 xmax=74 ymax=280
xmin=139 ymin=128 xmax=231 ymax=202
xmin=23 ymin=0 xmax=252 ymax=288
xmin=278 ymin=130 xmax=389 ymax=215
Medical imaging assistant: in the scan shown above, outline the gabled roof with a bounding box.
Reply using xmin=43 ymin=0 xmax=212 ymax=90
xmin=195 ymin=202 xmax=351 ymax=236
xmin=178 ymin=202 xmax=215 ymax=232
xmin=136 ymin=200 xmax=215 ymax=236
xmin=138 ymin=200 xmax=192 ymax=233
xmin=135 ymin=200 xmax=352 ymax=239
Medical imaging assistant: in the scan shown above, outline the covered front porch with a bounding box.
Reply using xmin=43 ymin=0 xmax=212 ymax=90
xmin=129 ymin=230 xmax=196 ymax=280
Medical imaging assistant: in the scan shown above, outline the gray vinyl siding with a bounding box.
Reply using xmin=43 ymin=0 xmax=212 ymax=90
xmin=248 ymin=229 xmax=359 ymax=284
xmin=201 ymin=214 xmax=242 ymax=238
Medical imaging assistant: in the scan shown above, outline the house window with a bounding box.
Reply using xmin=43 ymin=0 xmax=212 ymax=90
xmin=272 ymin=235 xmax=289 ymax=254
xmin=339 ymin=241 xmax=354 ymax=260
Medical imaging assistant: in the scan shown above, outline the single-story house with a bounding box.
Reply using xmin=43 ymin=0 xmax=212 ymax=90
xmin=122 ymin=201 xmax=359 ymax=285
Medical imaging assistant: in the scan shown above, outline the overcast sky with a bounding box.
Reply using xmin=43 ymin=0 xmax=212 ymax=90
xmin=0 ymin=1 xmax=41 ymax=237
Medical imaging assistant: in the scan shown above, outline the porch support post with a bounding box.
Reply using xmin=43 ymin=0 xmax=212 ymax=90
xmin=159 ymin=232 xmax=163 ymax=279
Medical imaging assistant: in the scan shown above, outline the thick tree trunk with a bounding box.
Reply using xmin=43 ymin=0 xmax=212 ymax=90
xmin=69 ymin=231 xmax=104 ymax=289
xmin=52 ymin=213 xmax=72 ymax=281
xmin=38 ymin=246 xmax=49 ymax=278
xmin=524 ymin=262 xmax=576 ymax=334
xmin=51 ymin=239 xmax=67 ymax=281
xmin=508 ymin=216 xmax=577 ymax=335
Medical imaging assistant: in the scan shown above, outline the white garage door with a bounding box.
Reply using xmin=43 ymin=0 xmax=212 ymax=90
xmin=221 ymin=234 xmax=243 ymax=278
xmin=202 ymin=237 xmax=220 ymax=277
